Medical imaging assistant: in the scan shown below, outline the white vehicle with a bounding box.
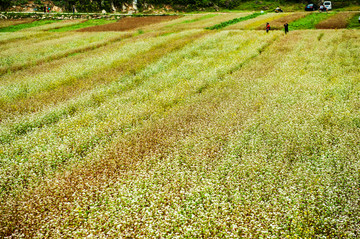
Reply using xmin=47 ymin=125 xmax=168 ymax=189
xmin=323 ymin=1 xmax=332 ymax=10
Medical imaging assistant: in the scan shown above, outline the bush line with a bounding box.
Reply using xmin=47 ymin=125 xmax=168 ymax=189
xmin=206 ymin=12 xmax=264 ymax=30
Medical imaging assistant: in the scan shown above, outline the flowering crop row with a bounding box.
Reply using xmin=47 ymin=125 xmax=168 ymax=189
xmin=0 ymin=30 xmax=198 ymax=119
xmin=0 ymin=16 xmax=359 ymax=237
xmin=0 ymin=31 xmax=132 ymax=74
xmin=206 ymin=12 xmax=263 ymax=30
xmin=0 ymin=30 xmax=279 ymax=199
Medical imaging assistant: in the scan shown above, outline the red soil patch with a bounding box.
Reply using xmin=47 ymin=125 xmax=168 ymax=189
xmin=316 ymin=12 xmax=357 ymax=29
xmin=77 ymin=16 xmax=179 ymax=32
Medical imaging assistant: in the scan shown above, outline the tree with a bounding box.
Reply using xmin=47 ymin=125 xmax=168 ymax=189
xmin=0 ymin=0 xmax=12 ymax=11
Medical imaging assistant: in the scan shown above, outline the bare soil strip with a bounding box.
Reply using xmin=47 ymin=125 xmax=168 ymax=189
xmin=77 ymin=16 xmax=180 ymax=32
xmin=315 ymin=12 xmax=358 ymax=29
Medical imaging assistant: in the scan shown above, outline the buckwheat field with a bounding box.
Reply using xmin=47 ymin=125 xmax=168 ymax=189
xmin=0 ymin=12 xmax=360 ymax=238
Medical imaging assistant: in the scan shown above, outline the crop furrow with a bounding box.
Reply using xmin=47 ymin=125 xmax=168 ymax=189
xmin=0 ymin=19 xmax=59 ymax=32
xmin=0 ymin=32 xmax=79 ymax=52
xmin=315 ymin=12 xmax=358 ymax=29
xmin=1 ymin=31 xmax=210 ymax=120
xmin=289 ymin=12 xmax=336 ymax=30
xmin=0 ymin=31 xmax=278 ymax=204
xmin=206 ymin=12 xmax=264 ymax=30
xmin=0 ymin=31 xmax=208 ymax=123
xmin=0 ymin=31 xmax=59 ymax=45
xmin=0 ymin=33 xmax=134 ymax=76
xmin=5 ymin=30 xmax=360 ymax=238
xmin=0 ymin=31 xmax=300 ymax=238
xmin=255 ymin=12 xmax=310 ymax=30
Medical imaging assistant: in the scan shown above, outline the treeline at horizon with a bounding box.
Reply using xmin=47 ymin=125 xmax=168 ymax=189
xmin=0 ymin=0 xmax=359 ymax=14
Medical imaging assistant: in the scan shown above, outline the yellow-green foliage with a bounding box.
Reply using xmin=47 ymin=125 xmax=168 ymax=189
xmin=0 ymin=30 xmax=199 ymax=106
xmin=0 ymin=31 xmax=47 ymax=43
xmin=21 ymin=19 xmax=86 ymax=31
xmin=0 ymin=14 xmax=360 ymax=238
xmin=226 ymin=12 xmax=287 ymax=30
xmin=0 ymin=32 xmax=123 ymax=69
xmin=150 ymin=13 xmax=252 ymax=31
xmin=0 ymin=19 xmax=34 ymax=28
xmin=242 ymin=13 xmax=291 ymax=30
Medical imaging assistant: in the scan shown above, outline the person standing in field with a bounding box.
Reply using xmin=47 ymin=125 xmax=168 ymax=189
xmin=284 ymin=23 xmax=289 ymax=34
xmin=266 ymin=22 xmax=270 ymax=33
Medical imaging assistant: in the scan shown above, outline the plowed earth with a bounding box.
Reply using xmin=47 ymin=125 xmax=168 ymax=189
xmin=77 ymin=16 xmax=180 ymax=32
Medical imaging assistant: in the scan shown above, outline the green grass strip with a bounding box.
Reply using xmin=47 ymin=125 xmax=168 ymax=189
xmin=347 ymin=13 xmax=360 ymax=29
xmin=0 ymin=20 xmax=59 ymax=32
xmin=289 ymin=12 xmax=335 ymax=30
xmin=49 ymin=19 xmax=118 ymax=32
xmin=206 ymin=12 xmax=264 ymax=30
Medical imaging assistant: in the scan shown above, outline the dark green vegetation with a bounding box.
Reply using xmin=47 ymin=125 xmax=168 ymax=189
xmin=206 ymin=12 xmax=264 ymax=30
xmin=0 ymin=20 xmax=59 ymax=32
xmin=1 ymin=0 xmax=360 ymax=12
xmin=348 ymin=13 xmax=360 ymax=28
xmin=289 ymin=12 xmax=335 ymax=30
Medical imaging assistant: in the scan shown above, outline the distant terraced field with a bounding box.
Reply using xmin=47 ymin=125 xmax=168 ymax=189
xmin=0 ymin=12 xmax=360 ymax=238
